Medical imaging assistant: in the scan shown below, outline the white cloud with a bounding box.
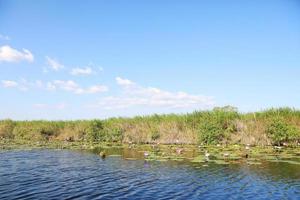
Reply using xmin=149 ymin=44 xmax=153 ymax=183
xmin=52 ymin=80 xmax=79 ymax=92
xmin=0 ymin=34 xmax=10 ymax=41
xmin=86 ymin=85 xmax=108 ymax=94
xmin=1 ymin=79 xmax=36 ymax=91
xmin=91 ymin=77 xmax=215 ymax=110
xmin=70 ymin=62 xmax=103 ymax=76
xmin=70 ymin=67 xmax=93 ymax=75
xmin=116 ymin=77 xmax=135 ymax=88
xmin=0 ymin=45 xmax=34 ymax=63
xmin=47 ymin=80 xmax=108 ymax=94
xmin=1 ymin=80 xmax=18 ymax=88
xmin=2 ymin=79 xmax=108 ymax=95
xmin=46 ymin=56 xmax=64 ymax=71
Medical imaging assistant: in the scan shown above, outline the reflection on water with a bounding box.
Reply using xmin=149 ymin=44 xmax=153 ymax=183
xmin=0 ymin=149 xmax=299 ymax=200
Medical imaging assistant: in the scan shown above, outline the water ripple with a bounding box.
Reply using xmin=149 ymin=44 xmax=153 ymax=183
xmin=0 ymin=150 xmax=299 ymax=200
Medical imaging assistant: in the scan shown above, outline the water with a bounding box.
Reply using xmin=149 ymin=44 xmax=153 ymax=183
xmin=0 ymin=150 xmax=299 ymax=200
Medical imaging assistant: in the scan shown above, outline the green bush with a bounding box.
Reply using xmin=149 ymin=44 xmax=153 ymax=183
xmin=198 ymin=120 xmax=223 ymax=144
xmin=287 ymin=126 xmax=300 ymax=142
xmin=266 ymin=118 xmax=300 ymax=145
xmin=86 ymin=120 xmax=105 ymax=142
xmin=196 ymin=107 xmax=239 ymax=144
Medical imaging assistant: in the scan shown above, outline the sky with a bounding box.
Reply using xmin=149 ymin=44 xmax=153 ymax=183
xmin=0 ymin=0 xmax=300 ymax=120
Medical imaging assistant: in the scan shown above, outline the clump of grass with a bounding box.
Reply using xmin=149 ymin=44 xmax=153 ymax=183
xmin=0 ymin=119 xmax=16 ymax=139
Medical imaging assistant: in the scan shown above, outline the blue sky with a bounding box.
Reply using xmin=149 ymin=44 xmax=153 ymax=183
xmin=0 ymin=0 xmax=300 ymax=120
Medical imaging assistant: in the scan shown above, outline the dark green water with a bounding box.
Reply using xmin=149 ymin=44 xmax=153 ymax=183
xmin=0 ymin=149 xmax=299 ymax=199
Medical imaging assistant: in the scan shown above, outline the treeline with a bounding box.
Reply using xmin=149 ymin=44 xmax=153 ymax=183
xmin=1 ymin=107 xmax=300 ymax=146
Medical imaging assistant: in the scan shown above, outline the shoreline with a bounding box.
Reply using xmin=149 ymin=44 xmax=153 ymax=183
xmin=1 ymin=140 xmax=300 ymax=165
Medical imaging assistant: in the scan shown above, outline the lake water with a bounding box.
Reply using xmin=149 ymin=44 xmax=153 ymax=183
xmin=0 ymin=149 xmax=299 ymax=200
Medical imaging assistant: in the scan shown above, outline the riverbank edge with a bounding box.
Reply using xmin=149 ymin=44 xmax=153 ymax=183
xmin=1 ymin=139 xmax=300 ymax=165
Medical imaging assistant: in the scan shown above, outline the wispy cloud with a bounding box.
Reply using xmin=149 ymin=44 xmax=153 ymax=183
xmin=0 ymin=34 xmax=10 ymax=41
xmin=1 ymin=79 xmax=108 ymax=95
xmin=0 ymin=45 xmax=34 ymax=63
xmin=1 ymin=79 xmax=29 ymax=91
xmin=70 ymin=67 xmax=93 ymax=75
xmin=90 ymin=77 xmax=215 ymax=110
xmin=47 ymin=80 xmax=108 ymax=94
xmin=45 ymin=56 xmax=64 ymax=71
xmin=70 ymin=63 xmax=103 ymax=76
xmin=1 ymin=79 xmax=43 ymax=91
xmin=1 ymin=80 xmax=18 ymax=88
xmin=116 ymin=77 xmax=135 ymax=88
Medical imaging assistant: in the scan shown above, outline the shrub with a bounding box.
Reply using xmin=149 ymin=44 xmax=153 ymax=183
xmin=198 ymin=120 xmax=223 ymax=144
xmin=196 ymin=107 xmax=239 ymax=145
xmin=0 ymin=119 xmax=16 ymax=139
xmin=266 ymin=118 xmax=287 ymax=145
xmin=86 ymin=120 xmax=104 ymax=142
xmin=287 ymin=125 xmax=300 ymax=143
xmin=266 ymin=118 xmax=300 ymax=145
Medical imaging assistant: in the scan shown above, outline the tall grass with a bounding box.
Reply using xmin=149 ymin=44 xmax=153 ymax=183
xmin=0 ymin=107 xmax=300 ymax=146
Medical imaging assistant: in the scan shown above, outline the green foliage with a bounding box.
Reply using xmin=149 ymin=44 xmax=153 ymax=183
xmin=13 ymin=122 xmax=43 ymax=141
xmin=198 ymin=120 xmax=223 ymax=144
xmin=151 ymin=131 xmax=160 ymax=141
xmin=266 ymin=118 xmax=288 ymax=145
xmin=86 ymin=120 xmax=104 ymax=142
xmin=12 ymin=121 xmax=62 ymax=141
xmin=249 ymin=107 xmax=300 ymax=120
xmin=0 ymin=119 xmax=16 ymax=139
xmin=103 ymin=128 xmax=123 ymax=142
xmin=196 ymin=107 xmax=239 ymax=144
xmin=1 ymin=106 xmax=300 ymax=145
xmin=266 ymin=117 xmax=300 ymax=145
xmin=287 ymin=126 xmax=300 ymax=142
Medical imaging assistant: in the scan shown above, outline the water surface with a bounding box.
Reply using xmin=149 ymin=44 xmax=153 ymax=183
xmin=0 ymin=150 xmax=299 ymax=199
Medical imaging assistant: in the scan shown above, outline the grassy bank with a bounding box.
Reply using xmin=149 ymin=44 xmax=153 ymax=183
xmin=1 ymin=107 xmax=300 ymax=147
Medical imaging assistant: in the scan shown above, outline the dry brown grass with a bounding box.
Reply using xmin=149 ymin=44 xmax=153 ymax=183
xmin=230 ymin=118 xmax=271 ymax=146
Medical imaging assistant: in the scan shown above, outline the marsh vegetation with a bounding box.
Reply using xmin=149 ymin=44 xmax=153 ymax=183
xmin=1 ymin=107 xmax=300 ymax=147
xmin=0 ymin=107 xmax=300 ymax=177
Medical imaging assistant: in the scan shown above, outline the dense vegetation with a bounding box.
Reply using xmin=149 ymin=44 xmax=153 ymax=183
xmin=1 ymin=107 xmax=300 ymax=146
